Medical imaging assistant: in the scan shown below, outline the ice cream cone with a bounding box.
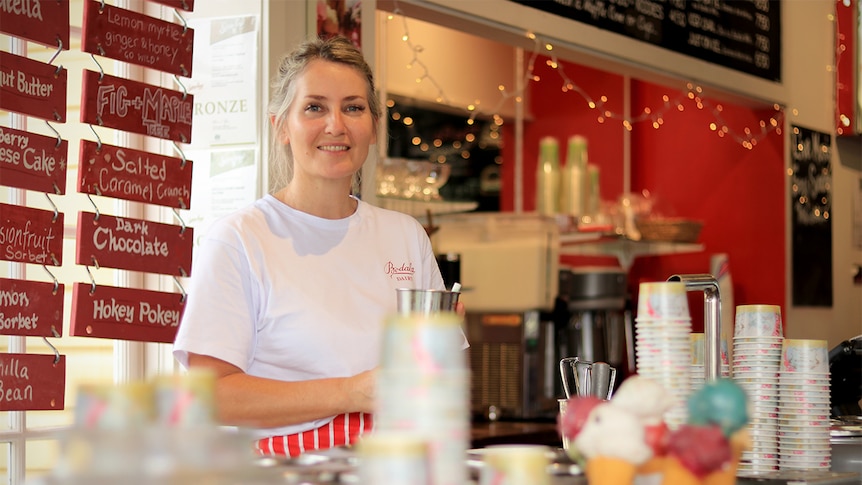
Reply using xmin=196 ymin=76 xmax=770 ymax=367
xmin=637 ymin=455 xmax=668 ymax=475
xmin=702 ymin=429 xmax=749 ymax=485
xmin=586 ymin=456 xmax=638 ymax=485
xmin=660 ymin=456 xmax=702 ymax=485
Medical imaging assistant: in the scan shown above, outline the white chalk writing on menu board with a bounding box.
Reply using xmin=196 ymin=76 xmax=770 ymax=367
xmin=0 ymin=126 xmax=69 ymax=194
xmin=0 ymin=203 xmax=64 ymax=266
xmin=0 ymin=52 xmax=69 ymax=122
xmin=0 ymin=0 xmax=71 ymax=48
xmin=509 ymin=0 xmax=781 ymax=82
xmin=0 ymin=353 xmax=66 ymax=411
xmin=0 ymin=278 xmax=65 ymax=337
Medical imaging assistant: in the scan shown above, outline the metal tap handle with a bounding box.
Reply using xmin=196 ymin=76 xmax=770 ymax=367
xmin=668 ymin=273 xmax=722 ymax=383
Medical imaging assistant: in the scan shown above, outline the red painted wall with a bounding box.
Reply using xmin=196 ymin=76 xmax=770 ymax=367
xmin=501 ymin=57 xmax=786 ymax=331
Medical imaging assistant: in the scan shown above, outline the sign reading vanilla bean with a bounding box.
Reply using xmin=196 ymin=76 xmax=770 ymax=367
xmin=0 ymin=353 xmax=66 ymax=411
xmin=0 ymin=126 xmax=68 ymax=194
xmin=0 ymin=52 xmax=68 ymax=122
xmin=146 ymin=0 xmax=195 ymax=12
xmin=70 ymin=283 xmax=184 ymax=343
xmin=80 ymin=70 xmax=193 ymax=143
xmin=75 ymin=212 xmax=193 ymax=276
xmin=0 ymin=0 xmax=70 ymax=49
xmin=82 ymin=0 xmax=194 ymax=77
xmin=0 ymin=203 xmax=63 ymax=266
xmin=78 ymin=140 xmax=193 ymax=209
xmin=0 ymin=278 xmax=64 ymax=337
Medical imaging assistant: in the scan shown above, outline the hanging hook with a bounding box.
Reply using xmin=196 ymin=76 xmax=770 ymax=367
xmin=173 ymin=8 xmax=188 ymax=33
xmin=48 ymin=36 xmax=63 ymax=66
xmin=85 ymin=264 xmax=98 ymax=295
xmin=172 ymin=274 xmax=187 ymax=304
xmin=89 ymin=53 xmax=105 ymax=81
xmin=172 ymin=141 xmax=187 ymax=168
xmin=44 ymin=193 xmax=60 ymax=222
xmin=42 ymin=335 xmax=61 ymax=364
xmin=89 ymin=125 xmax=103 ymax=150
xmin=43 ymin=265 xmax=60 ymax=294
xmin=86 ymin=193 xmax=101 ymax=221
xmin=173 ymin=74 xmax=188 ymax=99
xmin=45 ymin=120 xmax=63 ymax=148
xmin=99 ymin=0 xmax=105 ymax=12
xmin=172 ymin=208 xmax=187 ymax=234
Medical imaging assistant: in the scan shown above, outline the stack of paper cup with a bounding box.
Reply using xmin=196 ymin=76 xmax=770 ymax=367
xmin=634 ymin=281 xmax=692 ymax=430
xmin=778 ymin=339 xmax=831 ymax=471
xmin=690 ymin=333 xmax=731 ymax=391
xmin=732 ymin=304 xmax=784 ymax=473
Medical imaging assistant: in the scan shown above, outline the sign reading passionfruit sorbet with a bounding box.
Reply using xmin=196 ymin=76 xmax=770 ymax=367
xmin=0 ymin=203 xmax=64 ymax=266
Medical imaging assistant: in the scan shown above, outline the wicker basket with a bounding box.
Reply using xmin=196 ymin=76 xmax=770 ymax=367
xmin=636 ymin=218 xmax=704 ymax=243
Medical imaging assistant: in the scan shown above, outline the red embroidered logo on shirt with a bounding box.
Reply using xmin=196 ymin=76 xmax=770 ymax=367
xmin=385 ymin=261 xmax=415 ymax=281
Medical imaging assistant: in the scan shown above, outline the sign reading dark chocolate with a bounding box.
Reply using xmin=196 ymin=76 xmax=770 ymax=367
xmin=146 ymin=0 xmax=195 ymax=12
xmin=78 ymin=140 xmax=193 ymax=209
xmin=0 ymin=52 xmax=68 ymax=122
xmin=0 ymin=203 xmax=63 ymax=266
xmin=0 ymin=353 xmax=66 ymax=411
xmin=0 ymin=278 xmax=64 ymax=337
xmin=80 ymin=70 xmax=193 ymax=143
xmin=509 ymin=0 xmax=781 ymax=82
xmin=70 ymin=283 xmax=184 ymax=344
xmin=0 ymin=126 xmax=68 ymax=194
xmin=82 ymin=0 xmax=195 ymax=77
xmin=0 ymin=0 xmax=70 ymax=49
xmin=75 ymin=212 xmax=193 ymax=276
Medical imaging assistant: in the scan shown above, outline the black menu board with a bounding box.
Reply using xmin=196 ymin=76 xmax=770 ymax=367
xmin=509 ymin=0 xmax=781 ymax=82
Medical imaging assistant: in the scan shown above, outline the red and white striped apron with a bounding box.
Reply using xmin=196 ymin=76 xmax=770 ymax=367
xmin=254 ymin=412 xmax=373 ymax=457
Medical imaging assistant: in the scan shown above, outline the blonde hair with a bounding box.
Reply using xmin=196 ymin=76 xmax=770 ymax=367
xmin=268 ymin=36 xmax=381 ymax=192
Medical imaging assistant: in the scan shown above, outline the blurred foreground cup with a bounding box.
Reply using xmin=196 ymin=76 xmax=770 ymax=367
xmin=395 ymin=288 xmax=460 ymax=314
xmin=479 ymin=444 xmax=552 ymax=485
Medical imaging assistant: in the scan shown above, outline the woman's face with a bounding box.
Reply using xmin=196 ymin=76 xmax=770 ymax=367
xmin=282 ymin=59 xmax=376 ymax=185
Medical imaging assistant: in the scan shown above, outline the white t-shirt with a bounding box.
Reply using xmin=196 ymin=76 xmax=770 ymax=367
xmin=172 ymin=194 xmax=445 ymax=439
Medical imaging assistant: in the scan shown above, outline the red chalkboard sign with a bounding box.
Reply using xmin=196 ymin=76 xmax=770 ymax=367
xmin=0 ymin=203 xmax=64 ymax=266
xmin=0 ymin=0 xmax=70 ymax=49
xmin=0 ymin=353 xmax=66 ymax=411
xmin=70 ymin=283 xmax=185 ymax=344
xmin=78 ymin=140 xmax=193 ymax=209
xmin=82 ymin=0 xmax=195 ymax=77
xmin=75 ymin=212 xmax=193 ymax=276
xmin=146 ymin=0 xmax=195 ymax=12
xmin=80 ymin=70 xmax=193 ymax=143
xmin=0 ymin=278 xmax=64 ymax=337
xmin=0 ymin=52 xmax=68 ymax=122
xmin=0 ymin=126 xmax=68 ymax=194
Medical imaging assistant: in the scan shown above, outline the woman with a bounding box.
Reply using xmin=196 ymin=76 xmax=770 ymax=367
xmin=172 ymin=36 xmax=450 ymax=457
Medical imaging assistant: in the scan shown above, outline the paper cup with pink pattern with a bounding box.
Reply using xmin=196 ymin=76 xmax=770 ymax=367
xmin=781 ymin=339 xmax=829 ymax=374
xmin=734 ymin=305 xmax=784 ymax=338
xmin=636 ymin=281 xmax=691 ymax=321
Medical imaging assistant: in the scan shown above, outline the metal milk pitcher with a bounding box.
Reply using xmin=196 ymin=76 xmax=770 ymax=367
xmin=559 ymin=357 xmax=616 ymax=400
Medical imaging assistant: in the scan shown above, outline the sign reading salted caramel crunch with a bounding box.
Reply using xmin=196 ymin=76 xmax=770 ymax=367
xmin=0 ymin=278 xmax=64 ymax=337
xmin=80 ymin=70 xmax=193 ymax=142
xmin=82 ymin=0 xmax=195 ymax=77
xmin=0 ymin=52 xmax=68 ymax=122
xmin=0 ymin=0 xmax=70 ymax=49
xmin=78 ymin=140 xmax=193 ymax=209
xmin=70 ymin=283 xmax=184 ymax=343
xmin=0 ymin=353 xmax=66 ymax=411
xmin=0 ymin=203 xmax=63 ymax=266
xmin=75 ymin=212 xmax=193 ymax=276
xmin=0 ymin=126 xmax=68 ymax=194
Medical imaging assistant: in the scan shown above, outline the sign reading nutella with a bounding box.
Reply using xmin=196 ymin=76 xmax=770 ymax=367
xmin=0 ymin=203 xmax=63 ymax=266
xmin=80 ymin=70 xmax=193 ymax=142
xmin=0 ymin=0 xmax=70 ymax=48
xmin=76 ymin=212 xmax=193 ymax=276
xmin=82 ymin=0 xmax=194 ymax=77
xmin=78 ymin=140 xmax=193 ymax=209
xmin=0 ymin=52 xmax=68 ymax=122
xmin=0 ymin=126 xmax=68 ymax=194
xmin=0 ymin=278 xmax=64 ymax=337
xmin=0 ymin=353 xmax=66 ymax=411
xmin=147 ymin=0 xmax=195 ymax=12
xmin=70 ymin=283 xmax=184 ymax=343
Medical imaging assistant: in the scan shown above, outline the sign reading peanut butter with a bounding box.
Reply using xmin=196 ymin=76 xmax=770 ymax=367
xmin=0 ymin=52 xmax=68 ymax=122
xmin=78 ymin=140 xmax=193 ymax=209
xmin=82 ymin=0 xmax=194 ymax=77
xmin=70 ymin=283 xmax=184 ymax=343
xmin=75 ymin=212 xmax=193 ymax=276
xmin=0 ymin=203 xmax=63 ymax=266
xmin=0 ymin=126 xmax=68 ymax=194
xmin=0 ymin=353 xmax=66 ymax=411
xmin=0 ymin=278 xmax=64 ymax=337
xmin=80 ymin=70 xmax=193 ymax=142
xmin=0 ymin=0 xmax=70 ymax=48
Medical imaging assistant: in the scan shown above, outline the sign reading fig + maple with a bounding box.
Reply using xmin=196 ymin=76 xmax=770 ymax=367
xmin=0 ymin=353 xmax=66 ymax=411
xmin=0 ymin=52 xmax=68 ymax=122
xmin=0 ymin=203 xmax=64 ymax=266
xmin=78 ymin=140 xmax=193 ymax=209
xmin=0 ymin=126 xmax=68 ymax=194
xmin=76 ymin=212 xmax=193 ymax=276
xmin=80 ymin=70 xmax=193 ymax=143
xmin=0 ymin=278 xmax=64 ymax=337
xmin=82 ymin=0 xmax=194 ymax=77
xmin=70 ymin=283 xmax=184 ymax=344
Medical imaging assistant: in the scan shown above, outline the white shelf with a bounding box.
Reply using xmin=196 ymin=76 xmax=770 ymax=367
xmin=560 ymin=234 xmax=704 ymax=271
xmin=376 ymin=197 xmax=479 ymax=218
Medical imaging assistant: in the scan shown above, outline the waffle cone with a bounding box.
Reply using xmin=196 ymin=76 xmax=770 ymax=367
xmin=660 ymin=456 xmax=702 ymax=485
xmin=586 ymin=456 xmax=638 ymax=485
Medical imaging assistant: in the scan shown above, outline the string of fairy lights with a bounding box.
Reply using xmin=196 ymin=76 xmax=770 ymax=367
xmin=386 ymin=7 xmax=801 ymax=150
